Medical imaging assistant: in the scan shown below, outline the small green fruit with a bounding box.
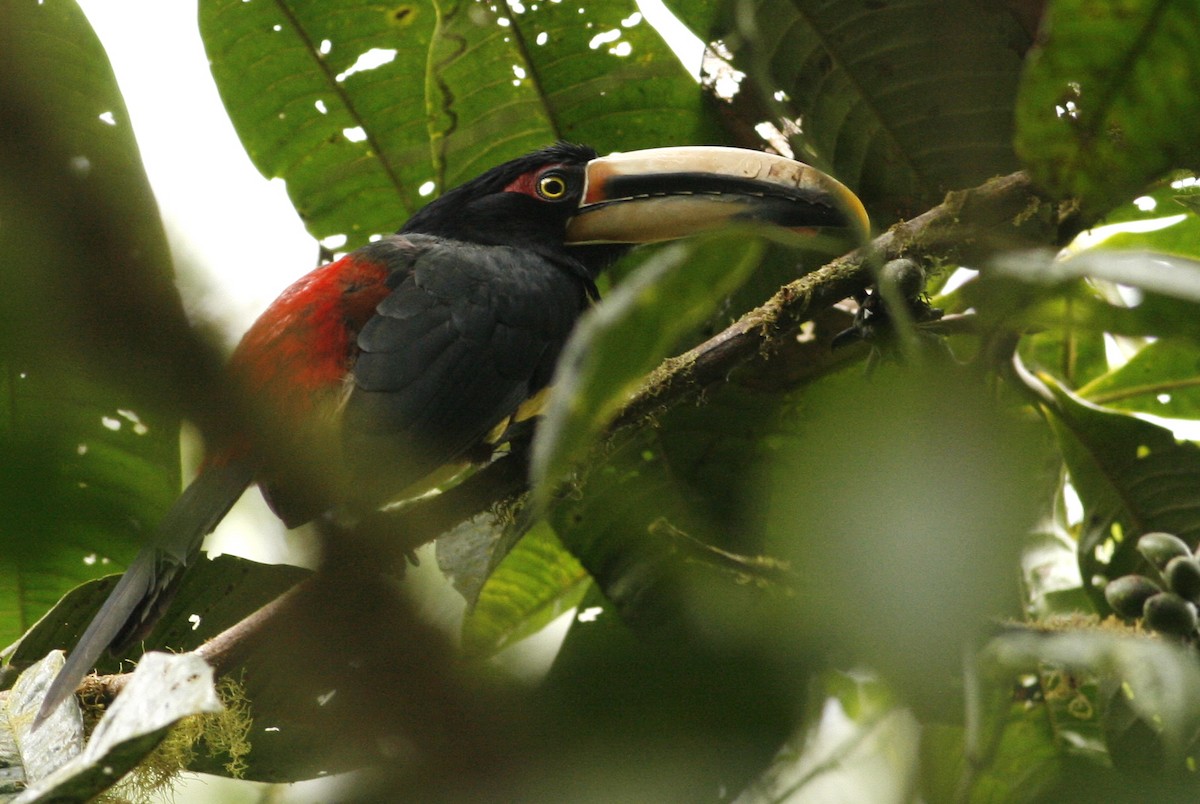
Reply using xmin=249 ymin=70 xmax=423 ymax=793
xmin=1143 ymin=592 xmax=1199 ymax=637
xmin=1137 ymin=532 xmax=1192 ymax=571
xmin=1104 ymin=574 xmax=1162 ymax=619
xmin=1165 ymin=556 xmax=1200 ymax=602
xmin=879 ymin=258 xmax=926 ymax=300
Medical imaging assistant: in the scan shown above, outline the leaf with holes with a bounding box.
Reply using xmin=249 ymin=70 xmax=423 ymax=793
xmin=0 ymin=0 xmax=181 ymax=648
xmin=199 ymin=0 xmax=722 ymax=250
xmin=698 ymin=0 xmax=1029 ymax=222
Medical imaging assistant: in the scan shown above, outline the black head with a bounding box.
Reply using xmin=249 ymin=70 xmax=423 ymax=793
xmin=401 ymin=143 xmax=627 ymax=277
xmin=400 ymin=143 xmax=872 ymax=282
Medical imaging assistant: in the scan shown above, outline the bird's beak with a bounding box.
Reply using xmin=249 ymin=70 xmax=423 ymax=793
xmin=565 ymin=146 xmax=870 ymax=244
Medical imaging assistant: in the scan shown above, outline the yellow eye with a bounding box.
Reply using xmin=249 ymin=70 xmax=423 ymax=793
xmin=537 ymin=174 xmax=567 ymax=200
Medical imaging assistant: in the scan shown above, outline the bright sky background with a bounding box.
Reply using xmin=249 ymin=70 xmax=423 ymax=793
xmin=77 ymin=0 xmax=317 ymax=349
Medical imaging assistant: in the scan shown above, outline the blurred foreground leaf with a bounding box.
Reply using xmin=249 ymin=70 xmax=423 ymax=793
xmin=766 ymin=365 xmax=1051 ymax=713
xmin=531 ymin=234 xmax=765 ymax=509
xmin=0 ymin=0 xmax=192 ymax=646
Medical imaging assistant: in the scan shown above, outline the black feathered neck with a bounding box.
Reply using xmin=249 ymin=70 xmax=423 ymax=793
xmin=400 ymin=143 xmax=628 ymax=282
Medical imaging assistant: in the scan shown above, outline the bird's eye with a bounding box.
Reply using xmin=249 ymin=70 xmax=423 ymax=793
xmin=537 ymin=173 xmax=568 ymax=200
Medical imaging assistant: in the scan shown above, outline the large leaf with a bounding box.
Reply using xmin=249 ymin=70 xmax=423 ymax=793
xmin=746 ymin=672 xmax=920 ymax=803
xmin=199 ymin=0 xmax=723 ymax=250
xmin=0 ymin=0 xmax=183 ymax=647
xmin=540 ymin=582 xmax=801 ymax=801
xmin=1015 ymin=0 xmax=1200 ymax=216
xmin=925 ymin=628 xmax=1200 ymax=800
xmin=705 ymin=0 xmax=1028 ymax=221
xmin=459 ymin=522 xmax=588 ymax=660
xmin=1083 ymin=176 xmax=1200 ymax=249
xmin=970 ymin=249 xmax=1200 ymax=344
xmin=3 ymin=554 xmax=311 ymax=686
xmin=0 ymin=369 xmax=178 ymax=651
xmin=1078 ymin=339 xmax=1200 ymax=419
xmin=1036 ymin=375 xmax=1200 ymax=606
xmin=1018 ymin=299 xmax=1110 ymax=390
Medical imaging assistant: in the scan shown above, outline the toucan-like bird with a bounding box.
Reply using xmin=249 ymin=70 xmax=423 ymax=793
xmin=38 ymin=143 xmax=868 ymax=724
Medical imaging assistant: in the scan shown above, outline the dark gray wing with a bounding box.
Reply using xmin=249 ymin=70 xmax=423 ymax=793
xmin=343 ymin=239 xmax=586 ymax=500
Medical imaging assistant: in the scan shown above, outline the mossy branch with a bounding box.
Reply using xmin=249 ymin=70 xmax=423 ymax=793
xmin=69 ymin=170 xmax=1057 ymax=733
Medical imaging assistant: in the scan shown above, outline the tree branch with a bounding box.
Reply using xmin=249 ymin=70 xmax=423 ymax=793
xmin=620 ymin=171 xmax=1054 ymax=427
xmin=73 ymin=171 xmax=1056 ymax=719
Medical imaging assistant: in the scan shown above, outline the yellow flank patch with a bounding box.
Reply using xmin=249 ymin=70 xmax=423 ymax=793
xmin=512 ymin=385 xmax=553 ymax=424
xmin=485 ymin=416 xmax=512 ymax=446
xmin=482 ymin=386 xmax=554 ymax=446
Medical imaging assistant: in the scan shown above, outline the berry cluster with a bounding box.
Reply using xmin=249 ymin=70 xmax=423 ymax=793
xmin=1105 ymin=532 xmax=1200 ymax=638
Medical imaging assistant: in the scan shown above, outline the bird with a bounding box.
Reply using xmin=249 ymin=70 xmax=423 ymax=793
xmin=37 ymin=142 xmax=868 ymax=724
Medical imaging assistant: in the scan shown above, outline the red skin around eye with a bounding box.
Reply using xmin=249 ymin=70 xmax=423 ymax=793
xmin=503 ymin=162 xmax=567 ymax=197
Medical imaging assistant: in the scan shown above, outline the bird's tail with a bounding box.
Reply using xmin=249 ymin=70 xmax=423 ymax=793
xmin=35 ymin=458 xmax=255 ymax=727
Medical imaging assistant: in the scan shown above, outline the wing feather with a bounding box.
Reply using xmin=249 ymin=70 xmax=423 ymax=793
xmin=343 ymin=241 xmax=585 ymax=499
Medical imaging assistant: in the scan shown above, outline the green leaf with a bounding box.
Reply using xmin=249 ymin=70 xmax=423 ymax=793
xmin=0 ymin=368 xmax=179 ymax=650
xmin=460 ymin=523 xmax=588 ymax=659
xmin=506 ymin=0 xmax=723 ymax=150
xmin=1015 ymin=0 xmax=1200 ymax=215
xmin=3 ymin=554 xmax=310 ymax=678
xmin=967 ymin=250 xmax=1200 ymax=343
xmin=199 ymin=0 xmax=722 ymax=250
xmin=999 ymin=249 xmax=1200 ymax=304
xmin=1079 ymin=339 xmax=1200 ymax=419
xmin=716 ymin=0 xmax=1027 ymax=221
xmin=1018 ymin=298 xmax=1110 ymax=390
xmin=1035 ymin=375 xmax=1200 ymax=607
xmin=531 ymin=234 xmax=764 ymax=509
xmin=1023 ymin=502 xmax=1095 ymax=620
xmin=0 ymin=0 xmax=182 ymax=647
xmin=749 ymin=673 xmax=919 ymax=803
xmin=921 ymin=705 xmax=1064 ymax=804
xmin=540 ymin=583 xmax=801 ymax=801
xmin=546 ymin=421 xmax=796 ymax=649
xmin=1100 ymin=213 xmax=1200 ymax=264
xmin=1084 ymin=175 xmax=1200 ymax=231
xmin=986 ymin=629 xmax=1200 ymax=767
